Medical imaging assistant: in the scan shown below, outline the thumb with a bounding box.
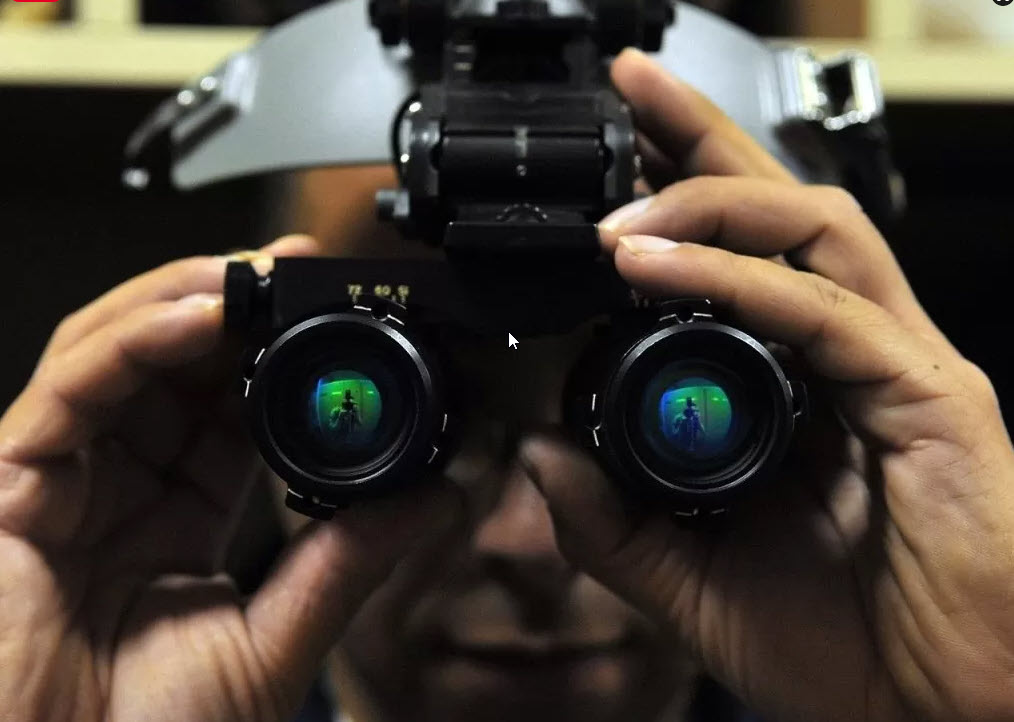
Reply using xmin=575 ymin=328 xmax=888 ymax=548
xmin=258 ymin=233 xmax=325 ymax=259
xmin=244 ymin=480 xmax=465 ymax=710
xmin=519 ymin=432 xmax=710 ymax=642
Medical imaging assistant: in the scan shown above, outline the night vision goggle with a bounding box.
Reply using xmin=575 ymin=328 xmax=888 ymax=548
xmin=125 ymin=0 xmax=899 ymax=519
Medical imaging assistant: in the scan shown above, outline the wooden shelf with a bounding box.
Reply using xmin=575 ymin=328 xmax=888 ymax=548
xmin=0 ymin=25 xmax=259 ymax=86
xmin=1 ymin=24 xmax=1014 ymax=102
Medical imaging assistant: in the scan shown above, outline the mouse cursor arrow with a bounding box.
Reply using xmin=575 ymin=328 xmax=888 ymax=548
xmin=508 ymin=333 xmax=519 ymax=350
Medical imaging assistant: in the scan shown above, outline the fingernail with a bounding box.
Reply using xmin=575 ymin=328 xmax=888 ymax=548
xmin=599 ymin=196 xmax=656 ymax=232
xmin=219 ymin=250 xmax=274 ymax=275
xmin=176 ymin=293 xmax=223 ymax=312
xmin=617 ymin=46 xmax=648 ymax=63
xmin=262 ymin=234 xmax=318 ymax=255
xmin=619 ymin=235 xmax=680 ymax=256
xmin=265 ymin=233 xmax=314 ymax=246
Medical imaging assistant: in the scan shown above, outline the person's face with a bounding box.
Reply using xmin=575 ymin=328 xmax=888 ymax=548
xmin=283 ymin=166 xmax=699 ymax=722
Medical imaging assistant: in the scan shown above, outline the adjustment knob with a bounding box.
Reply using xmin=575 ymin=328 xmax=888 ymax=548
xmin=224 ymin=261 xmax=259 ymax=332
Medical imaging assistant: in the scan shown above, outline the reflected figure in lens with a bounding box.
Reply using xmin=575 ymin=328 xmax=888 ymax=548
xmin=311 ymin=371 xmax=383 ymax=452
xmin=672 ymin=397 xmax=706 ymax=451
xmin=329 ymin=389 xmax=362 ymax=436
xmin=654 ymin=378 xmax=735 ymax=461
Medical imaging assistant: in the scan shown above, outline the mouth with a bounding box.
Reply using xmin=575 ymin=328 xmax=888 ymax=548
xmin=428 ymin=633 xmax=637 ymax=669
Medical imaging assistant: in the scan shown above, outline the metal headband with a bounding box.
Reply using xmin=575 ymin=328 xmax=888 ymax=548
xmin=124 ymin=0 xmax=886 ymax=191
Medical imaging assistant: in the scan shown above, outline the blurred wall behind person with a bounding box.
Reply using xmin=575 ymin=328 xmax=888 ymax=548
xmin=140 ymin=0 xmax=807 ymax=36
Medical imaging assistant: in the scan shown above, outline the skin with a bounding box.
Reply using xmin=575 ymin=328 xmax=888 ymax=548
xmin=0 ymin=234 xmax=466 ymax=722
xmin=314 ymin=326 xmax=699 ymax=722
xmin=532 ymin=50 xmax=1014 ymax=722
xmin=276 ymin=145 xmax=700 ymax=722
xmin=1 ymin=46 xmax=1013 ymax=722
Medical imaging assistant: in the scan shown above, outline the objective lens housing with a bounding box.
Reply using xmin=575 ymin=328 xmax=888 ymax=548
xmin=568 ymin=303 xmax=801 ymax=515
xmin=245 ymin=307 xmax=447 ymax=514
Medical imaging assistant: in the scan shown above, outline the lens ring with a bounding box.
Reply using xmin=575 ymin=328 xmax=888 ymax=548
xmin=247 ymin=312 xmax=441 ymax=501
xmin=601 ymin=322 xmax=794 ymax=505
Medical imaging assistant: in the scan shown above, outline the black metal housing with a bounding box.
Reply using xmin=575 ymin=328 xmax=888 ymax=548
xmin=242 ymin=306 xmax=448 ymax=517
xmin=565 ymin=301 xmax=804 ymax=516
xmin=219 ymin=0 xmax=807 ymax=520
xmin=372 ymin=0 xmax=669 ymax=252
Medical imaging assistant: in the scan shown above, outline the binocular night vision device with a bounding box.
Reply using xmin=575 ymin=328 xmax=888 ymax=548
xmin=126 ymin=0 xmax=898 ymax=519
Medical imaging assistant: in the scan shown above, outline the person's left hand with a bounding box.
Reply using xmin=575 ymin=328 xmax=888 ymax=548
xmin=521 ymin=48 xmax=1014 ymax=722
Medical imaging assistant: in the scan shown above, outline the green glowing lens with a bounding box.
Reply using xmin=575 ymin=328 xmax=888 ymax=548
xmin=638 ymin=362 xmax=752 ymax=471
xmin=308 ymin=370 xmax=383 ymax=451
xmin=657 ymin=376 xmax=734 ymax=458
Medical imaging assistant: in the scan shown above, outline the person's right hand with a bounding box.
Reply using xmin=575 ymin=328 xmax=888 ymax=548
xmin=0 ymin=235 xmax=463 ymax=722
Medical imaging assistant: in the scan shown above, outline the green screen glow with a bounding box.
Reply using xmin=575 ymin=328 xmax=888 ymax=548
xmin=310 ymin=370 xmax=382 ymax=446
xmin=659 ymin=377 xmax=732 ymax=453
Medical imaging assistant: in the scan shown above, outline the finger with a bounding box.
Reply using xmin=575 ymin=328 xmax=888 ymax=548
xmin=0 ymin=426 xmax=234 ymax=553
xmin=110 ymin=368 xmax=255 ymax=493
xmin=599 ymin=177 xmax=949 ymax=349
xmin=517 ymin=432 xmax=709 ymax=643
xmin=521 ymin=431 xmax=898 ymax=722
xmin=613 ymin=237 xmax=973 ymax=451
xmin=1 ymin=379 xmax=261 ymax=552
xmin=245 ymin=482 xmax=465 ymax=711
xmin=89 ymin=449 xmax=262 ymax=577
xmin=0 ymin=294 xmax=225 ymax=463
xmin=100 ymin=389 xmax=262 ymax=557
xmin=92 ymin=487 xmax=233 ymax=576
xmin=39 ymin=234 xmax=321 ymax=363
xmin=111 ymin=379 xmax=206 ymax=470
xmin=611 ymin=48 xmax=797 ymax=183
xmin=172 ymin=394 xmax=261 ymax=513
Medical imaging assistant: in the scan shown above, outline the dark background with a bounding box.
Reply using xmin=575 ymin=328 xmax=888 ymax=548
xmin=2 ymin=88 xmax=1012 ymax=421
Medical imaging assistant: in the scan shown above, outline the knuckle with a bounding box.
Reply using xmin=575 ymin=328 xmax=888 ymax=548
xmin=152 ymin=255 xmax=223 ymax=300
xmin=671 ymin=174 xmax=718 ymax=203
xmin=814 ymin=185 xmax=863 ymax=218
xmin=0 ymin=455 xmax=87 ymax=543
xmin=804 ymin=271 xmax=851 ymax=313
xmin=161 ymin=254 xmax=215 ymax=280
xmin=834 ymin=261 xmax=878 ymax=304
xmin=702 ymin=247 xmax=747 ymax=305
xmin=0 ymin=461 xmax=39 ymax=535
xmin=50 ymin=310 xmax=85 ymax=348
xmin=816 ymin=185 xmax=885 ymax=239
xmin=961 ymin=359 xmax=1001 ymax=408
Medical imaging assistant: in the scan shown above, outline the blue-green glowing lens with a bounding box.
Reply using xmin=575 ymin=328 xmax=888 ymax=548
xmin=309 ymin=370 xmax=382 ymax=450
xmin=658 ymin=376 xmax=733 ymax=456
xmin=639 ymin=365 xmax=747 ymax=468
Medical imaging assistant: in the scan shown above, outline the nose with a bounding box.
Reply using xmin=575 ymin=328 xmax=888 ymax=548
xmin=472 ymin=463 xmax=576 ymax=630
